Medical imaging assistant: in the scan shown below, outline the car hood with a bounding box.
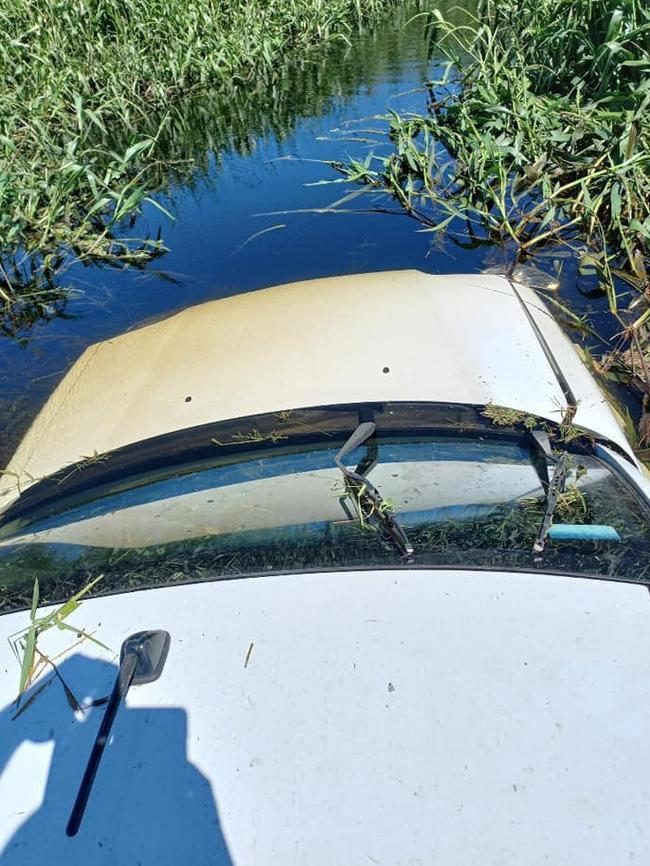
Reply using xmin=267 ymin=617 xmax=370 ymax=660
xmin=1 ymin=568 xmax=649 ymax=865
xmin=0 ymin=270 xmax=633 ymax=511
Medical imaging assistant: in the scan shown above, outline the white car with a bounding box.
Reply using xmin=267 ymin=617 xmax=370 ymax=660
xmin=1 ymin=270 xmax=649 ymax=865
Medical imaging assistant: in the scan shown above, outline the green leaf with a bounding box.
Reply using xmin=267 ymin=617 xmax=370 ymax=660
xmin=417 ymin=214 xmax=455 ymax=233
xmin=143 ymin=196 xmax=175 ymax=221
xmin=55 ymin=621 xmax=111 ymax=652
xmin=630 ymin=218 xmax=650 ymax=240
xmin=53 ymin=599 xmax=81 ymax=622
xmin=123 ymin=139 xmax=154 ymax=165
xmin=538 ymin=206 xmax=556 ymax=231
xmin=18 ymin=626 xmax=37 ymax=695
xmin=610 ymin=182 xmax=622 ymax=221
xmin=51 ymin=575 xmax=103 ymax=624
xmin=30 ymin=578 xmax=39 ymax=622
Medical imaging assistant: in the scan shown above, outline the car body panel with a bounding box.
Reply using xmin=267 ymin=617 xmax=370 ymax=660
xmin=2 ymin=271 xmax=648 ymax=865
xmin=1 ymin=568 xmax=649 ymax=865
xmin=0 ymin=271 xmax=634 ymax=511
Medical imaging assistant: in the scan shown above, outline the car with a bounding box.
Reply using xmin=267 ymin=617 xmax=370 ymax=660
xmin=1 ymin=270 xmax=649 ymax=865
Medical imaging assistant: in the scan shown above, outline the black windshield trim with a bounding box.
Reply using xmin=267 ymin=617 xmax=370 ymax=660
xmin=507 ymin=278 xmax=578 ymax=421
xmin=0 ymin=401 xmax=597 ymax=533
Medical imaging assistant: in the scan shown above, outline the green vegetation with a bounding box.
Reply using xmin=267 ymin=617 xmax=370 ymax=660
xmin=331 ymin=0 xmax=650 ymax=416
xmin=212 ymin=428 xmax=289 ymax=447
xmin=481 ymin=405 xmax=538 ymax=429
xmin=481 ymin=403 xmax=588 ymax=445
xmin=0 ymin=0 xmax=398 ymax=312
xmin=8 ymin=575 xmax=106 ymax=699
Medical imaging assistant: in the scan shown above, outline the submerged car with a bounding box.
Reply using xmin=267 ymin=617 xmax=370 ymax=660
xmin=0 ymin=270 xmax=649 ymax=865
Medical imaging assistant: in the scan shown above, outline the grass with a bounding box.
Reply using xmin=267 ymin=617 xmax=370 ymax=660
xmin=481 ymin=405 xmax=538 ymax=429
xmin=329 ymin=0 xmax=650 ymax=423
xmin=8 ymin=575 xmax=107 ymax=700
xmin=0 ymin=0 xmax=399 ymax=314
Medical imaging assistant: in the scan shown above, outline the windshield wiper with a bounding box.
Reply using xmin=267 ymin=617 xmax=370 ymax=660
xmin=335 ymin=421 xmax=413 ymax=558
xmin=66 ymin=630 xmax=170 ymax=837
xmin=531 ymin=431 xmax=568 ymax=556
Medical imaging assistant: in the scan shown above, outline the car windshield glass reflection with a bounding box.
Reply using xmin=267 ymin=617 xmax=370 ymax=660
xmin=1 ymin=402 xmax=650 ymax=612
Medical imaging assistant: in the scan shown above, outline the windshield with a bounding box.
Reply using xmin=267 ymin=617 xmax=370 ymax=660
xmin=1 ymin=402 xmax=649 ymax=613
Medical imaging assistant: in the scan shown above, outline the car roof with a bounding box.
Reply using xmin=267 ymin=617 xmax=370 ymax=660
xmin=0 ymin=270 xmax=633 ymax=510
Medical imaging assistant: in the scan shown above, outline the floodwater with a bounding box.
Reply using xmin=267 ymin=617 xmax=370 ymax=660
xmin=0 ymin=2 xmax=631 ymax=468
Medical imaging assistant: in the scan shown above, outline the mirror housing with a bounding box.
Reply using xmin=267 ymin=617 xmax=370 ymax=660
xmin=121 ymin=630 xmax=171 ymax=686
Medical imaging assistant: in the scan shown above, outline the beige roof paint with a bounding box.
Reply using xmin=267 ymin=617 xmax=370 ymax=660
xmin=0 ymin=270 xmax=632 ymax=509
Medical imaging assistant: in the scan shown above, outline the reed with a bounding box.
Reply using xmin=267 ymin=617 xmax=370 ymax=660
xmin=0 ymin=0 xmax=398 ymax=309
xmin=331 ymin=0 xmax=650 ymax=405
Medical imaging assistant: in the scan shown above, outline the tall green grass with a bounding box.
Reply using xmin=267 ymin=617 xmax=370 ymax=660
xmin=0 ymin=0 xmax=398 ymax=311
xmin=332 ymin=0 xmax=650 ymax=395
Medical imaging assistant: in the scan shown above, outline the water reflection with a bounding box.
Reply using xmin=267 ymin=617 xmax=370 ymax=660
xmin=0 ymin=655 xmax=234 ymax=865
xmin=1 ymin=0 xmax=439 ymax=332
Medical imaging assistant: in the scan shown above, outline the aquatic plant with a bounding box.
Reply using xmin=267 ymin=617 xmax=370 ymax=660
xmin=0 ymin=0 xmax=399 ymax=308
xmin=329 ymin=0 xmax=650 ymax=423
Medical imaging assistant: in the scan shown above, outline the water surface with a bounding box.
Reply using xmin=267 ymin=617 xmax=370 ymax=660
xmin=0 ymin=2 xmax=624 ymax=467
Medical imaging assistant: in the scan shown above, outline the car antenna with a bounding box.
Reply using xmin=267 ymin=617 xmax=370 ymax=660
xmin=66 ymin=630 xmax=171 ymax=837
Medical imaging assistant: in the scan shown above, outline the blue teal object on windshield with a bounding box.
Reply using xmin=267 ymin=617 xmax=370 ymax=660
xmin=548 ymin=524 xmax=621 ymax=542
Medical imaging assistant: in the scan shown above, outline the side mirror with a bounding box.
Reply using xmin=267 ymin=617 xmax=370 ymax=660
xmin=121 ymin=630 xmax=171 ymax=686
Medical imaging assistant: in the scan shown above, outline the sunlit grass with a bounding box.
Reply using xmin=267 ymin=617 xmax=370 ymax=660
xmin=0 ymin=0 xmax=398 ymax=305
xmin=330 ymin=0 xmax=650 ymax=410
